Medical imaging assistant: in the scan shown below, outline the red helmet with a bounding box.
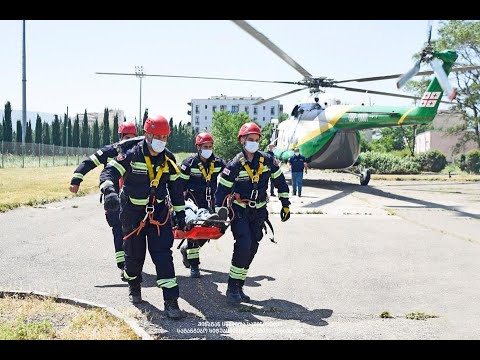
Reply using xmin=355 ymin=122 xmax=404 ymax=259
xmin=195 ymin=132 xmax=214 ymax=146
xmin=238 ymin=122 xmax=262 ymax=141
xmin=118 ymin=121 xmax=137 ymax=136
xmin=144 ymin=115 xmax=170 ymax=136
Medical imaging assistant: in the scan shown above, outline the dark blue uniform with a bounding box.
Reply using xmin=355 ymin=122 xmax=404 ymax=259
xmin=179 ymin=153 xmax=226 ymax=265
xmin=70 ymin=136 xmax=142 ymax=270
xmin=215 ymin=150 xmax=290 ymax=289
xmin=288 ymin=154 xmax=307 ymax=196
xmin=99 ymin=140 xmax=185 ymax=300
xmin=267 ymin=149 xmax=276 ymax=196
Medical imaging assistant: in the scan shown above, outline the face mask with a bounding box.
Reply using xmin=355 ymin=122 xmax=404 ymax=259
xmin=244 ymin=141 xmax=259 ymax=153
xmin=294 ymin=152 xmax=300 ymax=156
xmin=150 ymin=138 xmax=166 ymax=153
xmin=201 ymin=149 xmax=213 ymax=159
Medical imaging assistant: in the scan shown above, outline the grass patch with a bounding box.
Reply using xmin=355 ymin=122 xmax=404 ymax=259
xmin=0 ymin=166 xmax=102 ymax=212
xmin=372 ymin=173 xmax=480 ymax=182
xmin=405 ymin=312 xmax=439 ymax=321
xmin=380 ymin=311 xmax=394 ymax=319
xmin=0 ymin=294 xmax=140 ymax=340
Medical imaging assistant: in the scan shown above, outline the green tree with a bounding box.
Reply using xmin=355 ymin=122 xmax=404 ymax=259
xmin=102 ymin=108 xmax=111 ymax=146
xmin=211 ymin=111 xmax=250 ymax=161
xmin=72 ymin=115 xmax=80 ymax=147
xmin=3 ymin=101 xmax=13 ymax=142
xmin=34 ymin=114 xmax=42 ymax=144
xmin=42 ymin=122 xmax=51 ymax=145
xmin=112 ymin=113 xmax=119 ymax=140
xmin=67 ymin=117 xmax=73 ymax=147
xmin=16 ymin=120 xmax=22 ymax=143
xmin=26 ymin=120 xmax=33 ymax=143
xmin=92 ymin=119 xmax=100 ymax=148
xmin=0 ymin=117 xmax=3 ymax=141
xmin=80 ymin=110 xmax=90 ymax=148
xmin=278 ymin=112 xmax=289 ymax=122
xmin=51 ymin=115 xmax=62 ymax=146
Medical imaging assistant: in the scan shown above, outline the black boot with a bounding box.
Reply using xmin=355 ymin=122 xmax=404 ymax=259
xmin=190 ymin=264 xmax=201 ymax=278
xmin=239 ymin=286 xmax=251 ymax=302
xmin=180 ymin=244 xmax=190 ymax=268
xmin=164 ymin=298 xmax=183 ymax=319
xmin=226 ymin=280 xmax=242 ymax=305
xmin=128 ymin=283 xmax=142 ymax=304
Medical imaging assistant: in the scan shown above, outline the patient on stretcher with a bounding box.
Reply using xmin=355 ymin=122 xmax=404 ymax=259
xmin=184 ymin=199 xmax=228 ymax=227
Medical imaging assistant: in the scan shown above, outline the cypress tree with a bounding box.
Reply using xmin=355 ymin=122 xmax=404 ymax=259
xmin=26 ymin=120 xmax=33 ymax=143
xmin=92 ymin=119 xmax=100 ymax=148
xmin=102 ymin=108 xmax=111 ymax=146
xmin=35 ymin=114 xmax=42 ymax=143
xmin=3 ymin=101 xmax=13 ymax=142
xmin=72 ymin=115 xmax=80 ymax=147
xmin=16 ymin=120 xmax=22 ymax=143
xmin=80 ymin=110 xmax=90 ymax=148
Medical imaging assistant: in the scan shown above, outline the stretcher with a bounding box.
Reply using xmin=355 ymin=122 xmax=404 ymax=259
xmin=173 ymin=219 xmax=229 ymax=240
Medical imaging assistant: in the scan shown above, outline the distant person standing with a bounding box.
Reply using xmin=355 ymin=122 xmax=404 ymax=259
xmin=267 ymin=144 xmax=276 ymax=196
xmin=288 ymin=147 xmax=308 ymax=197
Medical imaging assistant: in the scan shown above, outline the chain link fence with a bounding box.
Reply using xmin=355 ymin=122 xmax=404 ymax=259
xmin=0 ymin=141 xmax=97 ymax=168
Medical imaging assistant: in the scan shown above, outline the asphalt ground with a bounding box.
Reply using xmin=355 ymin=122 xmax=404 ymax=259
xmin=1 ymin=170 xmax=479 ymax=339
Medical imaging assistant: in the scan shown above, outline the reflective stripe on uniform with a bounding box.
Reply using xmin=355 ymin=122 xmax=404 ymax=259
xmin=123 ymin=271 xmax=137 ymax=280
xmin=169 ymin=174 xmax=180 ymax=181
xmin=219 ymin=177 xmax=234 ymax=188
xmin=186 ymin=247 xmax=200 ymax=260
xmin=180 ymin=173 xmax=190 ymax=180
xmin=100 ymin=180 xmax=114 ymax=190
xmin=109 ymin=160 xmax=126 ymax=176
xmin=131 ymin=161 xmax=148 ymax=171
xmin=172 ymin=205 xmax=185 ymax=212
xmin=229 ymin=265 xmax=247 ymax=280
xmin=190 ymin=168 xmax=202 ymax=174
xmin=72 ymin=173 xmax=84 ymax=180
xmin=129 ymin=197 xmax=164 ymax=206
xmin=115 ymin=251 xmax=125 ymax=264
xmin=213 ymin=167 xmax=222 ymax=173
xmin=278 ymin=192 xmax=289 ymax=199
xmin=157 ymin=278 xmax=178 ymax=288
xmin=89 ymin=154 xmax=101 ymax=167
xmin=271 ymin=168 xmax=282 ymax=179
xmin=233 ymin=200 xmax=267 ymax=209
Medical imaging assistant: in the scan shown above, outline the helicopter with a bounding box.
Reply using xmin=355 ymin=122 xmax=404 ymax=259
xmin=96 ymin=20 xmax=480 ymax=185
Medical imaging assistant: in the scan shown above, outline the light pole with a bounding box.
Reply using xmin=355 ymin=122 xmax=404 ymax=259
xmin=22 ymin=20 xmax=27 ymax=146
xmin=135 ymin=66 xmax=145 ymax=127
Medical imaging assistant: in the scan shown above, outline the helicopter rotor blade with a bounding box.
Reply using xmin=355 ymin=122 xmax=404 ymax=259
xmin=396 ymin=59 xmax=422 ymax=89
xmin=333 ymin=66 xmax=480 ymax=84
xmin=429 ymin=58 xmax=457 ymax=101
xmin=95 ymin=72 xmax=298 ymax=85
xmin=253 ymin=87 xmax=309 ymax=105
xmin=426 ymin=20 xmax=433 ymax=44
xmin=231 ymin=20 xmax=313 ymax=80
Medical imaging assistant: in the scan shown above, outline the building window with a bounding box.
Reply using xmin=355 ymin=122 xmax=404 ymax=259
xmin=195 ymin=105 xmax=199 ymax=114
xmin=263 ymin=117 xmax=265 ymax=121
xmin=253 ymin=107 xmax=258 ymax=115
xmin=279 ymin=105 xmax=283 ymax=113
xmin=271 ymin=106 xmax=275 ymax=115
xmin=195 ymin=127 xmax=199 ymax=133
xmin=231 ymin=105 xmax=239 ymax=114
xmin=253 ymin=117 xmax=257 ymax=121
xmin=244 ymin=106 xmax=249 ymax=113
xmin=205 ymin=105 xmax=208 ymax=110
xmin=205 ymin=116 xmax=207 ymax=120
xmin=220 ymin=105 xmax=226 ymax=111
xmin=263 ymin=106 xmax=265 ymax=111
xmin=212 ymin=105 xmax=217 ymax=113
xmin=195 ymin=116 xmax=199 ymax=125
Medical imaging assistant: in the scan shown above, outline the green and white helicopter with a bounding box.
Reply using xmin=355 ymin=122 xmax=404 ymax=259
xmin=97 ymin=20 xmax=479 ymax=185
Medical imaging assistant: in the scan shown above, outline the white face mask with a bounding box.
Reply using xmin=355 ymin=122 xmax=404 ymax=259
xmin=294 ymin=151 xmax=300 ymax=156
xmin=244 ymin=141 xmax=259 ymax=153
xmin=201 ymin=149 xmax=213 ymax=159
xmin=150 ymin=138 xmax=166 ymax=153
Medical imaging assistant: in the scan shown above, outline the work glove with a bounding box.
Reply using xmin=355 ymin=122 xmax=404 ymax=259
xmin=104 ymin=192 xmax=120 ymax=211
xmin=280 ymin=207 xmax=290 ymax=222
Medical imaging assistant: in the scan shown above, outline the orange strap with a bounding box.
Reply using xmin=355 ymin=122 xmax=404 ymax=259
xmin=123 ymin=211 xmax=171 ymax=240
xmin=234 ymin=192 xmax=250 ymax=204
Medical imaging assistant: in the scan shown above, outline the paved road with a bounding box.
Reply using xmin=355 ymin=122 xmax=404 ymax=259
xmin=1 ymin=171 xmax=479 ymax=339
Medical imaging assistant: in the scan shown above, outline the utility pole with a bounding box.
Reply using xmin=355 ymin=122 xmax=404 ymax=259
xmin=135 ymin=66 xmax=145 ymax=127
xmin=66 ymin=106 xmax=69 ymax=164
xmin=22 ymin=20 xmax=27 ymax=146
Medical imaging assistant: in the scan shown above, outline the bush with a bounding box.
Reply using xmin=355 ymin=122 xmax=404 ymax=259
xmin=454 ymin=153 xmax=467 ymax=171
xmin=415 ymin=150 xmax=447 ymax=172
xmin=465 ymin=149 xmax=480 ymax=174
xmin=359 ymin=152 xmax=420 ymax=174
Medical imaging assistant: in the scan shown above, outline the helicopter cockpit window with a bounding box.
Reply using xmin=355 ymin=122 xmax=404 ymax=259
xmin=292 ymin=103 xmax=323 ymax=120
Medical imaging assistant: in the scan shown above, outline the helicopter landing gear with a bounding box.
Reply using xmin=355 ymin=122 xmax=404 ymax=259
xmin=359 ymin=169 xmax=371 ymax=186
xmin=342 ymin=167 xmax=371 ymax=186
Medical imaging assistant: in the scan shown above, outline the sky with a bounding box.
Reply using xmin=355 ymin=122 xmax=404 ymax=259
xmin=0 ymin=20 xmax=448 ymax=125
